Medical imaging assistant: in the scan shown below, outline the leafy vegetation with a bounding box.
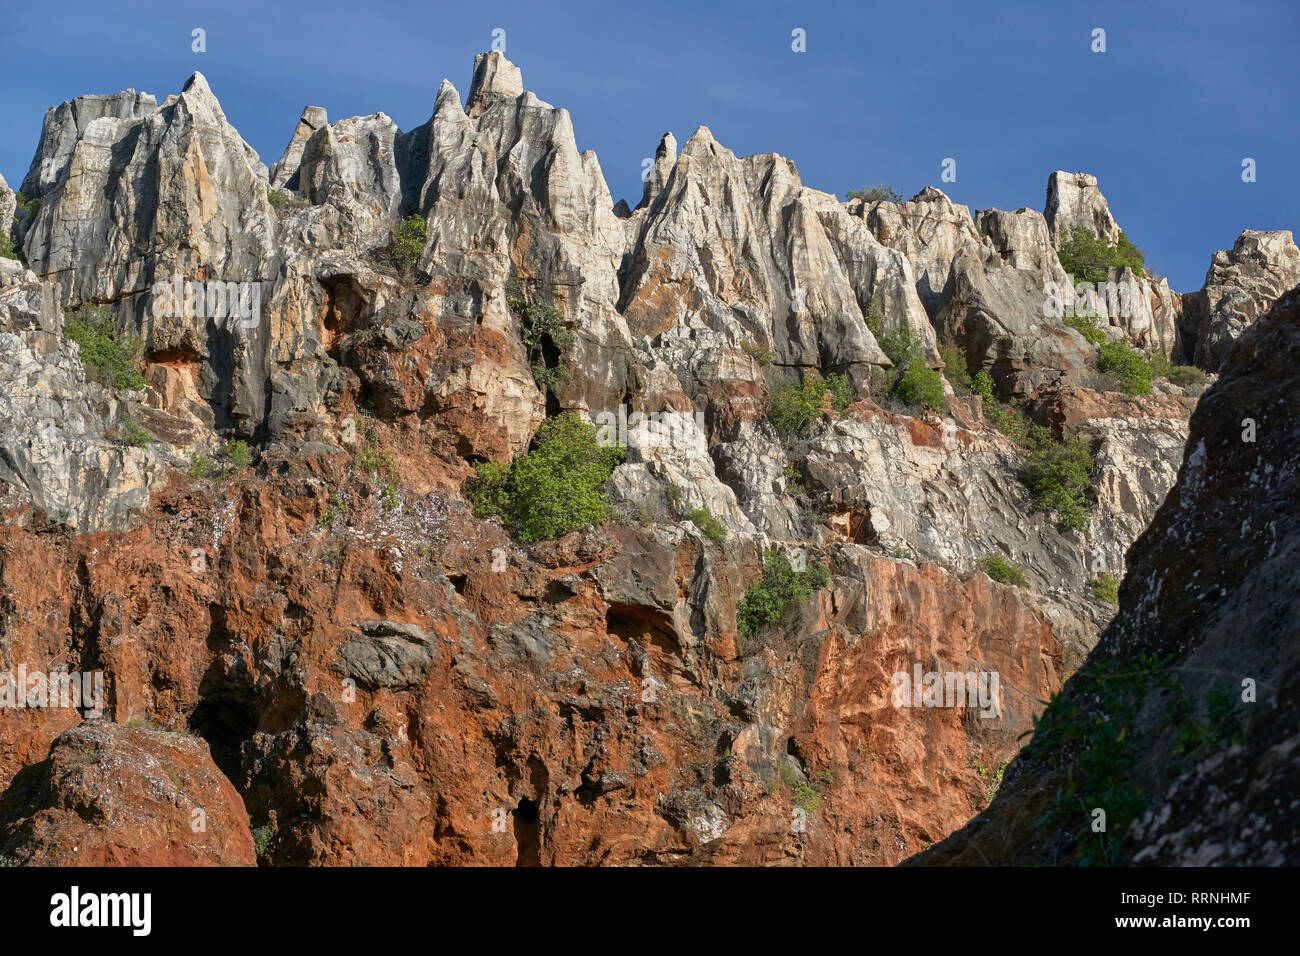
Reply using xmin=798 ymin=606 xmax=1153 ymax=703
xmin=222 ymin=439 xmax=251 ymax=469
xmin=1167 ymin=365 xmax=1209 ymax=387
xmin=506 ymin=278 xmax=574 ymax=391
xmin=1056 ymin=225 xmax=1145 ymax=283
xmin=15 ymin=192 xmax=41 ymax=217
xmin=0 ymin=230 xmax=14 ymax=260
xmin=742 ymin=341 xmax=775 ymax=365
xmin=319 ymin=492 xmax=346 ymax=529
xmin=1023 ymin=433 xmax=1095 ymax=531
xmin=63 ymin=306 xmax=146 ymax=390
xmin=874 ymin=326 xmax=946 ymax=413
xmin=864 ymin=296 xmax=883 ymax=336
xmin=970 ymin=369 xmax=995 ymax=404
xmin=1066 ymin=311 xmax=1167 ymax=396
xmin=1097 ymin=338 xmax=1154 ymax=396
xmin=1089 ymin=572 xmax=1119 ymax=605
xmin=896 ymin=362 xmax=946 ymax=412
xmin=977 ymin=554 xmax=1027 ymax=588
xmin=267 ymin=188 xmax=290 ymax=209
xmin=465 ymin=412 xmax=625 ymax=543
xmin=389 ymin=214 xmax=427 ymax=274
xmin=118 ymin=415 xmax=153 ymax=447
xmin=939 ymin=344 xmax=971 ymax=392
xmin=973 ymin=758 xmax=1010 ymax=806
xmin=1064 ymin=311 xmax=1107 ymax=346
xmin=189 ymin=454 xmax=215 ymax=481
xmin=736 ymin=549 xmax=831 ymax=640
xmin=687 ymin=506 xmax=726 ymax=543
xmin=792 ymin=782 xmax=821 ymax=813
xmin=768 ymin=372 xmax=854 ymax=438
xmin=846 ymin=184 xmax=903 ymax=203
xmin=1021 ymin=654 xmax=1246 ymax=865
xmin=980 ymin=394 xmax=1097 ymax=531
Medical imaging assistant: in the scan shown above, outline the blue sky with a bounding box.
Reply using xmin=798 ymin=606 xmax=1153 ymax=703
xmin=2 ymin=0 xmax=1295 ymax=291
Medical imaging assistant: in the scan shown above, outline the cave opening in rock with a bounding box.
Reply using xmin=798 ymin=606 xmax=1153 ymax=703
xmin=513 ymin=797 xmax=541 ymax=867
xmin=189 ymin=651 xmax=259 ymax=788
xmin=189 ymin=694 xmax=257 ymax=787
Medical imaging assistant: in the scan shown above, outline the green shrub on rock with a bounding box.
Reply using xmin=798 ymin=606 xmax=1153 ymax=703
xmin=846 ymin=185 xmax=903 ymax=203
xmin=63 ymin=306 xmax=146 ymax=390
xmin=1023 ymin=434 xmax=1095 ymax=531
xmin=465 ymin=413 xmax=625 ymax=543
xmin=687 ymin=507 xmax=726 ymax=543
xmin=978 ymin=554 xmax=1027 ymax=588
xmin=1167 ymin=365 xmax=1209 ymax=387
xmin=1097 ymin=338 xmax=1153 ymax=396
xmin=737 ymin=550 xmax=831 ymax=640
xmin=1057 ymin=226 xmax=1145 ymax=282
xmin=1089 ymin=572 xmax=1119 ymax=605
xmin=769 ymin=373 xmax=853 ymax=438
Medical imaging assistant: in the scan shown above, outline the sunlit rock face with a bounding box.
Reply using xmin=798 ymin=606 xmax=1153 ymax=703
xmin=0 ymin=50 xmax=1285 ymax=868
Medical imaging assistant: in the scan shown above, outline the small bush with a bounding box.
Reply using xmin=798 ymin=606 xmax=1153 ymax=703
xmin=867 ymin=364 xmax=899 ymax=399
xmin=875 ymin=326 xmax=946 ymax=413
xmin=978 ymin=554 xmax=1027 ymax=588
xmin=986 ymin=401 xmax=1033 ymax=446
xmin=864 ymin=296 xmax=883 ymax=336
xmin=63 ymin=306 xmax=146 ymax=390
xmin=119 ymin=416 xmax=153 ymax=447
xmin=846 ymin=185 xmax=903 ymax=203
xmin=0 ymin=231 xmax=14 ymax=260
xmin=896 ymin=363 xmax=945 ymax=412
xmin=769 ymin=374 xmax=842 ymax=438
xmin=824 ymin=372 xmax=854 ymax=412
xmin=465 ymin=413 xmax=625 ymax=543
xmin=189 ymin=454 xmax=215 ymax=481
xmin=939 ymin=344 xmax=971 ymax=392
xmin=1057 ymin=225 xmax=1145 ymax=282
xmin=319 ymin=492 xmax=345 ymax=529
xmin=1023 ymin=434 xmax=1095 ymax=531
xmin=1097 ymin=338 xmax=1153 ymax=396
xmin=506 ymin=278 xmax=574 ymax=391
xmin=737 ymin=550 xmax=831 ymax=639
xmin=742 ymin=341 xmax=776 ymax=365
xmin=222 ymin=439 xmax=251 ymax=469
xmin=792 ymin=782 xmax=821 ymax=813
xmin=267 ymin=188 xmax=290 ymax=209
xmin=1089 ymin=572 xmax=1119 ymax=605
xmin=1145 ymin=349 xmax=1172 ymax=380
xmin=390 ymin=214 xmax=427 ymax=270
xmin=251 ymin=825 xmax=273 ymax=858
xmin=687 ymin=506 xmax=726 ymax=543
xmin=879 ymin=326 xmax=921 ymax=369
xmin=1064 ymin=311 xmax=1107 ymax=346
xmin=357 ymin=445 xmax=396 ymax=483
xmin=971 ymin=369 xmax=995 ymax=404
xmin=1167 ymin=365 xmax=1209 ymax=387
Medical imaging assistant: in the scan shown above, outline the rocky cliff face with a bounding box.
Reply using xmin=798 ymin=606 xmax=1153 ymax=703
xmin=0 ymin=52 xmax=1292 ymax=866
xmin=913 ymin=286 xmax=1300 ymax=866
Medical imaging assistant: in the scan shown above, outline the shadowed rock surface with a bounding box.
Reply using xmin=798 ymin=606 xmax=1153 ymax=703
xmin=911 ymin=286 xmax=1300 ymax=866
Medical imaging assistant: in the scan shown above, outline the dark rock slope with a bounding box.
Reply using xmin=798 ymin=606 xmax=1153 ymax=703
xmin=914 ymin=285 xmax=1300 ymax=866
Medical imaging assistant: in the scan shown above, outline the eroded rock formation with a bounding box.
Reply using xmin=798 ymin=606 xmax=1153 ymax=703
xmin=0 ymin=51 xmax=1291 ymax=866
